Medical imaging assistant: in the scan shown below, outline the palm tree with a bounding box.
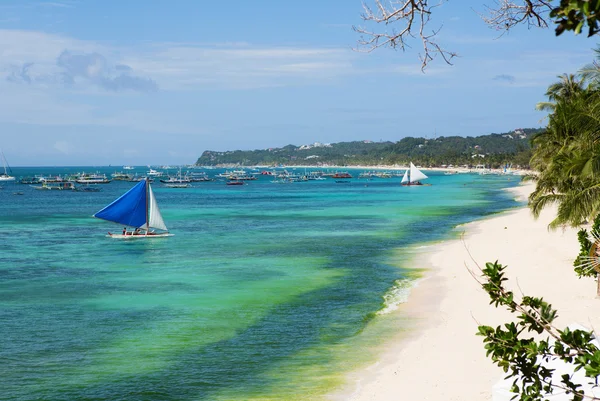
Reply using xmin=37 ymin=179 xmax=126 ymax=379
xmin=535 ymin=73 xmax=585 ymax=112
xmin=529 ymin=79 xmax=600 ymax=227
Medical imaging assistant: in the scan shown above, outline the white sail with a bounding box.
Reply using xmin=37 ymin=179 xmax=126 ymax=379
xmin=0 ymin=149 xmax=15 ymax=181
xmin=148 ymin=183 xmax=168 ymax=231
xmin=409 ymin=162 xmax=428 ymax=183
xmin=401 ymin=169 xmax=409 ymax=184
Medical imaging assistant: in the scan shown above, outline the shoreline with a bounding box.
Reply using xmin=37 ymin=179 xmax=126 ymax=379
xmin=216 ymin=164 xmax=531 ymax=176
xmin=329 ymin=182 xmax=599 ymax=401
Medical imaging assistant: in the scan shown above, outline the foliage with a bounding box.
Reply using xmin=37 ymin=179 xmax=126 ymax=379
xmin=551 ymin=0 xmax=600 ymax=37
xmin=195 ymin=129 xmax=539 ymax=167
xmin=528 ymin=50 xmax=600 ymax=228
xmin=574 ymin=228 xmax=594 ymax=278
xmin=477 ymin=261 xmax=600 ymax=401
xmin=355 ymin=1 xmax=600 ymax=70
xmin=573 ymin=213 xmax=600 ymax=278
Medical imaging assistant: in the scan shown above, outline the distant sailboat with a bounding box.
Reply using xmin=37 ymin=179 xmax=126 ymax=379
xmin=93 ymin=179 xmax=172 ymax=238
xmin=401 ymin=162 xmax=429 ymax=186
xmin=0 ymin=149 xmax=15 ymax=182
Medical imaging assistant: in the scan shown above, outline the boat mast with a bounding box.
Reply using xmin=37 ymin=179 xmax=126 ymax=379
xmin=1 ymin=149 xmax=8 ymax=175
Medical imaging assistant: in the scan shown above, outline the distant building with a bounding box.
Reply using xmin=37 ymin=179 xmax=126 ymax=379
xmin=298 ymin=142 xmax=332 ymax=150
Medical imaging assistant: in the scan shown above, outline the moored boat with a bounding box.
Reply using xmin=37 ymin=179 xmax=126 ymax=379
xmin=332 ymin=172 xmax=352 ymax=179
xmin=0 ymin=149 xmax=15 ymax=182
xmin=164 ymin=183 xmax=191 ymax=188
xmin=30 ymin=182 xmax=77 ymax=191
xmin=111 ymin=171 xmax=133 ymax=181
xmin=75 ymin=173 xmax=111 ymax=184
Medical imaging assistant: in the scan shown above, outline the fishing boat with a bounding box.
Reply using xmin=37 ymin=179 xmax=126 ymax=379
xmin=160 ymin=167 xmax=191 ymax=184
xmin=401 ymin=162 xmax=430 ymax=186
xmin=0 ymin=149 xmax=15 ymax=182
xmin=188 ymin=172 xmax=212 ymax=182
xmin=128 ymin=174 xmax=154 ymax=183
xmin=75 ymin=172 xmax=111 ymax=184
xmin=93 ymin=179 xmax=172 ymax=238
xmin=31 ymin=181 xmax=77 ymax=191
xmin=111 ymin=171 xmax=133 ymax=181
xmin=164 ymin=183 xmax=191 ymax=188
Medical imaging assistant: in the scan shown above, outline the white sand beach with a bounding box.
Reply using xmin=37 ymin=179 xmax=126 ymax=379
xmin=331 ymin=182 xmax=600 ymax=401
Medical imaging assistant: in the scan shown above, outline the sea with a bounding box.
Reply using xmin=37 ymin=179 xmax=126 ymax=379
xmin=0 ymin=166 xmax=522 ymax=401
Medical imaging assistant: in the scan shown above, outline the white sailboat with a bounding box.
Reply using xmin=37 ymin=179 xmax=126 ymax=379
xmin=0 ymin=149 xmax=15 ymax=182
xmin=93 ymin=178 xmax=172 ymax=238
xmin=401 ymin=162 xmax=429 ymax=186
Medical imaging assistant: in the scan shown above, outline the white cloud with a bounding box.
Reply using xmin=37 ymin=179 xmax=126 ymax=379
xmin=0 ymin=29 xmax=363 ymax=92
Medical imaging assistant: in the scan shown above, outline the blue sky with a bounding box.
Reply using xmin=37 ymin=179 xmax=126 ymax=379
xmin=0 ymin=0 xmax=596 ymax=166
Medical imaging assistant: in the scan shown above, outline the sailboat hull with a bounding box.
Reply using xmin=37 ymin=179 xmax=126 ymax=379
xmin=106 ymin=232 xmax=174 ymax=239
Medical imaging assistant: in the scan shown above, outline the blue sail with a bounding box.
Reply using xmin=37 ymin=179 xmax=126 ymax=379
xmin=94 ymin=180 xmax=148 ymax=228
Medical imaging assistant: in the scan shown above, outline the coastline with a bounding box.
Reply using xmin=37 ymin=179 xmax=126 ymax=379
xmin=329 ymin=181 xmax=600 ymax=401
xmin=224 ymin=164 xmax=531 ymax=176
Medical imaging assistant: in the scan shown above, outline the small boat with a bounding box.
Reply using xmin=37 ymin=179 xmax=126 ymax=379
xmin=160 ymin=167 xmax=191 ymax=184
xmin=93 ymin=179 xmax=172 ymax=238
xmin=188 ymin=172 xmax=212 ymax=182
xmin=164 ymin=183 xmax=191 ymax=188
xmin=75 ymin=173 xmax=111 ymax=184
xmin=30 ymin=182 xmax=77 ymax=191
xmin=123 ymin=165 xmax=134 ymax=170
xmin=332 ymin=172 xmax=352 ymax=179
xmin=226 ymin=180 xmax=244 ymax=186
xmin=128 ymin=175 xmax=154 ymax=183
xmin=0 ymin=149 xmax=15 ymax=182
xmin=401 ymin=162 xmax=430 ymax=186
xmin=111 ymin=171 xmax=133 ymax=181
xmin=146 ymin=168 xmax=164 ymax=177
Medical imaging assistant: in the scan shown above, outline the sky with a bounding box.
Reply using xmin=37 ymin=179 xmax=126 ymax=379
xmin=0 ymin=0 xmax=597 ymax=166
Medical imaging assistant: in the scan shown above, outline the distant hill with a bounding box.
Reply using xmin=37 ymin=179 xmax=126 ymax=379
xmin=195 ymin=128 xmax=541 ymax=168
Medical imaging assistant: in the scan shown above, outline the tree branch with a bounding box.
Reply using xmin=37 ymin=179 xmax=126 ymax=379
xmin=354 ymin=0 xmax=557 ymax=70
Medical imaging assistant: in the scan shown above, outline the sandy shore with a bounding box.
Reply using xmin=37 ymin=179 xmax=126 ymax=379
xmin=330 ymin=182 xmax=600 ymax=401
xmin=255 ymin=164 xmax=531 ymax=175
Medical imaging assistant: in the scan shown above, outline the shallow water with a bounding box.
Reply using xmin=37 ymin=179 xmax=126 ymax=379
xmin=0 ymin=167 xmax=521 ymax=400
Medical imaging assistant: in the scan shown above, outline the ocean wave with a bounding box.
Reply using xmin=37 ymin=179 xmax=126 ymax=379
xmin=377 ymin=278 xmax=420 ymax=315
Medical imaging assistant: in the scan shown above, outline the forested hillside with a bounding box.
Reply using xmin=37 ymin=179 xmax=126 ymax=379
xmin=195 ymin=128 xmax=540 ymax=168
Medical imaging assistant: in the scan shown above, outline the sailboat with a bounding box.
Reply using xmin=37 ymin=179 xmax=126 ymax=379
xmin=93 ymin=178 xmax=172 ymax=238
xmin=401 ymin=162 xmax=430 ymax=186
xmin=0 ymin=149 xmax=15 ymax=182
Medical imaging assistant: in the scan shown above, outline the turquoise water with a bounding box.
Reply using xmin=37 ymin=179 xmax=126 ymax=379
xmin=0 ymin=167 xmax=521 ymax=400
